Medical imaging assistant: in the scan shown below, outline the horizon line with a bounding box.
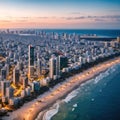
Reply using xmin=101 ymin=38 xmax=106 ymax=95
xmin=0 ymin=28 xmax=120 ymax=30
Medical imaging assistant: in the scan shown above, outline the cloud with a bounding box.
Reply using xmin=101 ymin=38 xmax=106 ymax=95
xmin=94 ymin=18 xmax=107 ymax=22
xmin=1 ymin=15 xmax=120 ymax=25
xmin=108 ymin=9 xmax=120 ymax=12
xmin=115 ymin=18 xmax=120 ymax=22
xmin=99 ymin=15 xmax=120 ymax=19
xmin=64 ymin=15 xmax=120 ymax=21
xmin=37 ymin=17 xmax=48 ymax=19
xmin=69 ymin=12 xmax=81 ymax=15
xmin=66 ymin=16 xmax=85 ymax=20
xmin=2 ymin=15 xmax=120 ymax=21
xmin=0 ymin=20 xmax=12 ymax=23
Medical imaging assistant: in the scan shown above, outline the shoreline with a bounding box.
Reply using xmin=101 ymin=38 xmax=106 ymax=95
xmin=3 ymin=57 xmax=120 ymax=120
xmin=37 ymin=68 xmax=109 ymax=120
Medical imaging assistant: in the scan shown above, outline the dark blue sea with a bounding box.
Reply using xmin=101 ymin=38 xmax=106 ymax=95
xmin=39 ymin=29 xmax=120 ymax=37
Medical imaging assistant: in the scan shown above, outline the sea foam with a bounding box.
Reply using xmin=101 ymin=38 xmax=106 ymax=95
xmin=43 ymin=103 xmax=59 ymax=120
xmin=63 ymin=88 xmax=80 ymax=103
xmin=93 ymin=65 xmax=117 ymax=84
xmin=35 ymin=103 xmax=59 ymax=120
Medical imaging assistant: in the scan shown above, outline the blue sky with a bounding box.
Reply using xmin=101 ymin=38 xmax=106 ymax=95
xmin=0 ymin=0 xmax=120 ymax=29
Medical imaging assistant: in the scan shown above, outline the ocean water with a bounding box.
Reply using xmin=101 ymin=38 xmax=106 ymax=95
xmin=38 ymin=29 xmax=120 ymax=37
xmin=36 ymin=64 xmax=120 ymax=120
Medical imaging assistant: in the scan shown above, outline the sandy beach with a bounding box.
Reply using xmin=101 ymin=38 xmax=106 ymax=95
xmin=3 ymin=57 xmax=120 ymax=120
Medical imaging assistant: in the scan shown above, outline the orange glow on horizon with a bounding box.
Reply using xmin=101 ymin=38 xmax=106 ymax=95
xmin=0 ymin=17 xmax=95 ymax=28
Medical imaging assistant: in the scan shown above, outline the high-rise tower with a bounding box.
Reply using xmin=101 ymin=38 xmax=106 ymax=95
xmin=28 ymin=45 xmax=34 ymax=77
xmin=37 ymin=58 xmax=42 ymax=77
xmin=13 ymin=67 xmax=20 ymax=86
xmin=49 ymin=57 xmax=57 ymax=79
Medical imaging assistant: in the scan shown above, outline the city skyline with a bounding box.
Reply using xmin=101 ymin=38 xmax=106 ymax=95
xmin=0 ymin=0 xmax=120 ymax=29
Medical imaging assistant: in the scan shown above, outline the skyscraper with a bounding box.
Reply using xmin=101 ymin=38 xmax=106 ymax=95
xmin=49 ymin=57 xmax=57 ymax=79
xmin=1 ymin=80 xmax=10 ymax=96
xmin=1 ymin=81 xmax=7 ymax=97
xmin=58 ymin=55 xmax=68 ymax=71
xmin=6 ymin=87 xmax=14 ymax=99
xmin=37 ymin=58 xmax=42 ymax=77
xmin=5 ymin=64 xmax=9 ymax=76
xmin=49 ymin=56 xmax=67 ymax=79
xmin=13 ymin=67 xmax=20 ymax=86
xmin=28 ymin=45 xmax=34 ymax=77
xmin=23 ymin=77 xmax=28 ymax=89
xmin=1 ymin=67 xmax=7 ymax=80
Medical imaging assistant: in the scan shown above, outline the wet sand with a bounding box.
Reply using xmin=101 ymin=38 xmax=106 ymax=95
xmin=3 ymin=57 xmax=120 ymax=120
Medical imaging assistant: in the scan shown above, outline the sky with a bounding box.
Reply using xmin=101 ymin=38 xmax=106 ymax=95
xmin=0 ymin=0 xmax=120 ymax=29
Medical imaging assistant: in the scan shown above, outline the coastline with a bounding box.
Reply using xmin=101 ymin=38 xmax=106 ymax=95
xmin=3 ymin=57 xmax=120 ymax=120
